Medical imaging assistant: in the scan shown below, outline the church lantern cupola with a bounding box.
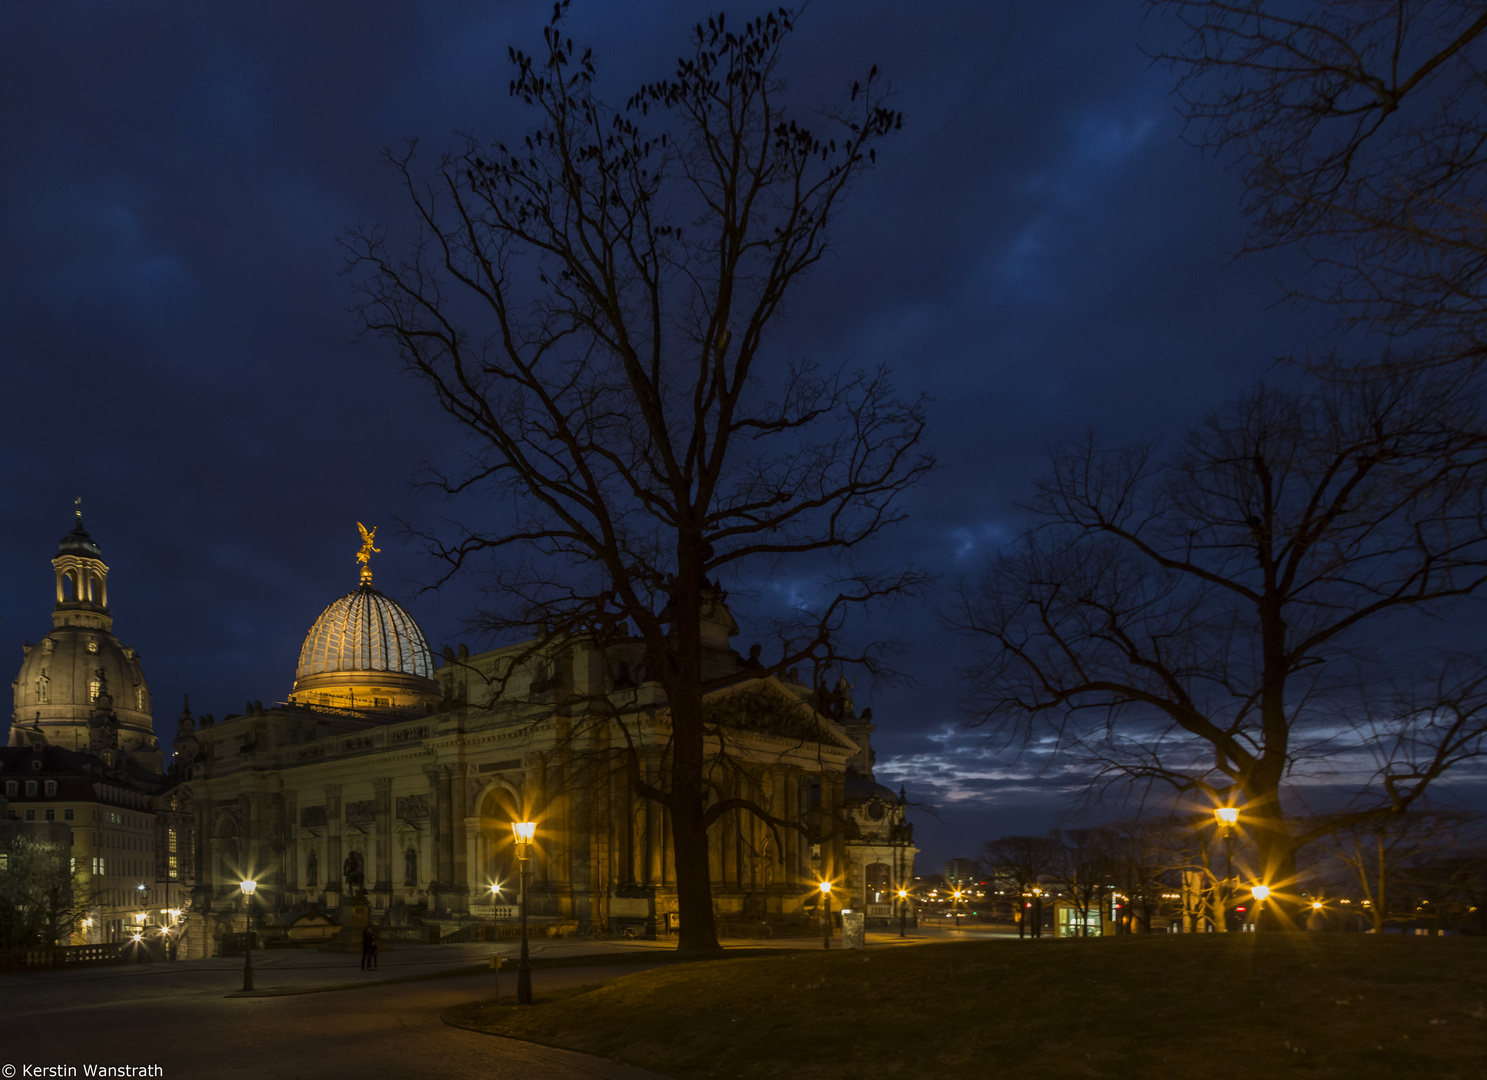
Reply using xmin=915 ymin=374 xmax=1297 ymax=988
xmin=53 ymin=502 xmax=112 ymax=632
xmin=10 ymin=506 xmax=161 ymax=771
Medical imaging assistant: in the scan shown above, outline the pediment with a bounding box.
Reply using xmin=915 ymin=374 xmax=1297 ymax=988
xmin=699 ymin=677 xmax=859 ymax=752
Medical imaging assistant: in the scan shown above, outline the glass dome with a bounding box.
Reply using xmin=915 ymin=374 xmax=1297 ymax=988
xmin=295 ymin=585 xmax=434 ymax=681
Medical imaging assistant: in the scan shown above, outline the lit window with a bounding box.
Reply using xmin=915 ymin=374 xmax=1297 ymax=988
xmin=89 ymin=678 xmax=101 ymax=702
xmin=36 ymin=675 xmax=49 ymax=703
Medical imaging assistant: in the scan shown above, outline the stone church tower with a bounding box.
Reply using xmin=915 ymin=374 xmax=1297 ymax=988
xmin=9 ymin=509 xmax=161 ymax=772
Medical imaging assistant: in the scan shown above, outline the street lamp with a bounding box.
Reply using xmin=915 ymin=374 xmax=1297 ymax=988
xmin=819 ymin=881 xmax=833 ymax=949
xmin=512 ymin=822 xmax=536 ymax=1005
xmin=1214 ymin=806 xmax=1240 ymax=931
xmin=239 ymin=879 xmax=257 ymax=992
xmin=896 ymin=888 xmax=909 ymax=938
xmin=1250 ymin=883 xmax=1270 ymax=931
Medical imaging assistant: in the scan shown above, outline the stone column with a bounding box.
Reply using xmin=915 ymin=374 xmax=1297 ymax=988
xmin=191 ymin=800 xmax=213 ymax=912
xmin=463 ymin=817 xmax=482 ymax=902
xmin=324 ymin=783 xmax=343 ymax=906
xmin=373 ymin=777 xmax=393 ymax=908
xmin=449 ymin=764 xmax=469 ymax=913
xmin=783 ymin=771 xmax=800 ymax=891
xmin=425 ymin=767 xmax=452 ymax=909
xmin=284 ymin=790 xmax=299 ymax=895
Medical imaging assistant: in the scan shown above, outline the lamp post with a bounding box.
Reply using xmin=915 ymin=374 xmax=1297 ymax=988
xmin=239 ymin=879 xmax=257 ymax=992
xmin=819 ymin=881 xmax=833 ymax=949
xmin=1214 ymin=807 xmax=1238 ymax=931
xmin=489 ymin=883 xmax=502 ymax=1003
xmin=512 ymin=822 xmax=535 ymax=1005
xmin=1250 ymin=884 xmax=1269 ymax=932
xmin=896 ymin=888 xmax=909 ymax=938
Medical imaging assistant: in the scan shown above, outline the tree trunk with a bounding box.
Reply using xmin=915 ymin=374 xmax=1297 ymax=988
xmin=664 ymin=564 xmax=723 ymax=956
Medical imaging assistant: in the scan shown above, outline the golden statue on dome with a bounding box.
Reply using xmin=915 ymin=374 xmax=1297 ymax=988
xmin=356 ymin=522 xmax=379 ymax=585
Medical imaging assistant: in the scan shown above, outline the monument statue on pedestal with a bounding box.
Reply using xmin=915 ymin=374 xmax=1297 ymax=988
xmin=343 ymin=850 xmax=366 ymax=898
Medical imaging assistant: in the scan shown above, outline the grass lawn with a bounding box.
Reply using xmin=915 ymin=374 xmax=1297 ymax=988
xmin=444 ymin=934 xmax=1487 ymax=1079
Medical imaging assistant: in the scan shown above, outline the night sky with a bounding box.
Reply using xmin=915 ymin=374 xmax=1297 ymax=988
xmin=1 ymin=1 xmax=1341 ymax=869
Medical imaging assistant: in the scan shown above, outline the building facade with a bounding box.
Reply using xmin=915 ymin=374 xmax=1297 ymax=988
xmin=6 ymin=517 xmax=915 ymax=954
xmin=186 ymin=546 xmax=916 ymax=947
xmin=5 ymin=514 xmax=192 ymax=947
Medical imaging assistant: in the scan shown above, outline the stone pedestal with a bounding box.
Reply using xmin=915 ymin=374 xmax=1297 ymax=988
xmin=342 ymin=898 xmax=370 ymax=931
xmin=325 ymin=896 xmax=381 ymax=952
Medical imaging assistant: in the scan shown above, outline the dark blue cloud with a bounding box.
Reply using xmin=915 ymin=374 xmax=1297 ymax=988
xmin=0 ymin=0 xmax=1371 ymax=869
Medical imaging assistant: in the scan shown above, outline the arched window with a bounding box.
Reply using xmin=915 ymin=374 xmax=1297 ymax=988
xmin=135 ymin=687 xmax=145 ymax=710
xmin=36 ymin=675 xmax=49 ymax=703
xmin=866 ymin=862 xmax=891 ymax=905
xmin=88 ymin=678 xmax=101 ymax=703
xmin=306 ymin=849 xmax=319 ymax=888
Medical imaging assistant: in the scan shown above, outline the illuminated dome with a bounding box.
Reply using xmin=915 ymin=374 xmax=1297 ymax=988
xmin=287 ymin=525 xmax=441 ymax=714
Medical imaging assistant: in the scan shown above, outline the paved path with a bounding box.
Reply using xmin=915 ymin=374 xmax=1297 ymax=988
xmin=0 ymin=940 xmax=692 ymax=1079
xmin=0 ymin=930 xmax=980 ymax=1079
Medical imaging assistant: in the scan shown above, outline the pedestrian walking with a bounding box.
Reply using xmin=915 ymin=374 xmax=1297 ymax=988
xmin=360 ymin=926 xmax=378 ymax=970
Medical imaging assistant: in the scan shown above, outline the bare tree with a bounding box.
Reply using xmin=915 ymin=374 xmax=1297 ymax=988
xmin=980 ymin=833 xmax=1060 ymax=938
xmin=1153 ymin=1 xmax=1487 ymax=371
xmin=1106 ymin=818 xmax=1185 ymax=933
xmin=1049 ymin=827 xmax=1116 ymax=938
xmin=1321 ymin=809 xmax=1471 ymax=933
xmin=956 ymin=375 xmax=1487 ymax=924
xmin=346 ymin=6 xmax=929 ymax=953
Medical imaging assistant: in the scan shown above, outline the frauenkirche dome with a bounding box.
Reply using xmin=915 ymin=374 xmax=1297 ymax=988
xmin=287 ymin=524 xmax=441 ymax=714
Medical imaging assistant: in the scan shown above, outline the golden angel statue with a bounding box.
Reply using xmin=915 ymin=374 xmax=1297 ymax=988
xmin=356 ymin=522 xmax=380 ymax=583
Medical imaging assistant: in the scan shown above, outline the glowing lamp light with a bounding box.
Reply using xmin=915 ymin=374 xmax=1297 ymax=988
xmin=134 ymin=912 xmax=145 ymax=924
xmin=490 ymin=883 xmax=502 ymax=895
xmin=512 ymin=821 xmax=536 ymax=843
xmin=1312 ymin=901 xmax=1323 ymax=910
xmin=819 ymin=881 xmax=832 ymax=894
xmin=1251 ymin=885 xmax=1271 ymax=901
xmin=897 ymin=888 xmax=908 ymax=900
xmin=240 ymin=879 xmax=257 ymax=897
xmin=1214 ymin=807 xmax=1239 ymax=826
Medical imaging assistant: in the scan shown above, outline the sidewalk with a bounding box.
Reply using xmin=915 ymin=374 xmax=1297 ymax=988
xmin=0 ymin=928 xmax=978 ymax=1012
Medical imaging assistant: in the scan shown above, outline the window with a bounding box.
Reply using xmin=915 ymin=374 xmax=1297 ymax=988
xmin=4 ymin=781 xmax=14 ymax=796
xmin=30 ymin=760 xmax=40 ymax=771
xmin=168 ymin=830 xmax=177 ymax=854
xmin=25 ymin=810 xmax=35 ymax=821
xmin=866 ymin=863 xmax=892 ymax=904
xmin=45 ymin=809 xmax=55 ymax=821
xmin=168 ymin=856 xmax=178 ymax=880
xmin=404 ymin=847 xmax=418 ymax=886
xmin=306 ymin=849 xmax=318 ymax=888
xmin=25 ymin=781 xmax=37 ymax=796
xmin=86 ymin=640 xmax=99 ymax=654
xmin=89 ymin=677 xmax=101 ymax=702
xmin=44 ymin=780 xmax=56 ymax=795
xmin=135 ymin=687 xmax=144 ymax=710
xmin=64 ymin=809 xmax=74 ymax=821
xmin=36 ymin=675 xmax=49 ymax=703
